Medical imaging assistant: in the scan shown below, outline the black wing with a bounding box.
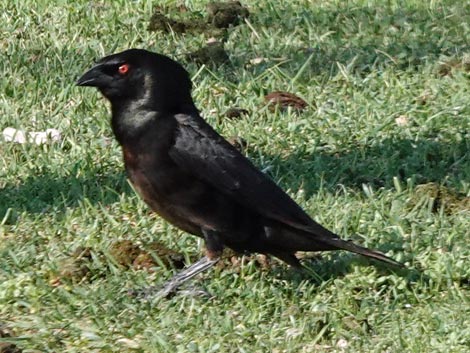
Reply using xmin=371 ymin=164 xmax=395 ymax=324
xmin=168 ymin=114 xmax=403 ymax=267
xmin=168 ymin=114 xmax=331 ymax=235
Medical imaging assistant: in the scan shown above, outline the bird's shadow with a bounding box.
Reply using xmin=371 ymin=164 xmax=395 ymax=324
xmin=0 ymin=168 xmax=130 ymax=222
xmin=3 ymin=137 xmax=467 ymax=217
xmin=265 ymin=251 xmax=425 ymax=294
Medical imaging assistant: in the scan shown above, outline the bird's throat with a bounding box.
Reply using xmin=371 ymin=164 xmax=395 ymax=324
xmin=111 ymin=106 xmax=159 ymax=145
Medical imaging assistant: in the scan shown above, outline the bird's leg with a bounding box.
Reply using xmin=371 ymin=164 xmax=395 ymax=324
xmin=135 ymin=229 xmax=223 ymax=299
xmin=202 ymin=229 xmax=224 ymax=261
xmin=154 ymin=255 xmax=220 ymax=298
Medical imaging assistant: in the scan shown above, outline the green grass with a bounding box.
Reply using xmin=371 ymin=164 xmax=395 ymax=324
xmin=1 ymin=0 xmax=470 ymax=352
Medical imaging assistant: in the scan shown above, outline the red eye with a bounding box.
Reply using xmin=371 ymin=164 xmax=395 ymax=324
xmin=118 ymin=64 xmax=130 ymax=75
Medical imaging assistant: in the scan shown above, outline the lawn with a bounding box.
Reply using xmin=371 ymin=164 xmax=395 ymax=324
xmin=1 ymin=0 xmax=470 ymax=352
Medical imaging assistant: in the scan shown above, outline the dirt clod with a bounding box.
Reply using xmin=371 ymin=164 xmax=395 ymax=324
xmin=225 ymin=107 xmax=249 ymax=119
xmin=409 ymin=182 xmax=470 ymax=214
xmin=227 ymin=135 xmax=247 ymax=152
xmin=265 ymin=91 xmax=308 ymax=112
xmin=437 ymin=57 xmax=470 ymax=77
xmin=148 ymin=10 xmax=188 ymax=33
xmin=0 ymin=326 xmax=22 ymax=353
xmin=109 ymin=240 xmax=185 ymax=271
xmin=206 ymin=1 xmax=249 ymax=28
xmin=55 ymin=246 xmax=94 ymax=283
xmin=186 ymin=42 xmax=229 ymax=66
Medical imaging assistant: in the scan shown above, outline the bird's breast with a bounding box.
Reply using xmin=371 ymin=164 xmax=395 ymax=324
xmin=122 ymin=146 xmax=202 ymax=235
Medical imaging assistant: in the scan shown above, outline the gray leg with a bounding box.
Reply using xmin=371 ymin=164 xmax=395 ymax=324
xmin=130 ymin=229 xmax=223 ymax=299
xmin=155 ymin=255 xmax=219 ymax=298
xmin=129 ymin=256 xmax=220 ymax=299
xmin=155 ymin=229 xmax=223 ymax=297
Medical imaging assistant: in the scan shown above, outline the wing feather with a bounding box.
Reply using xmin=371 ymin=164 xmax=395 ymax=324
xmin=169 ymin=114 xmax=327 ymax=234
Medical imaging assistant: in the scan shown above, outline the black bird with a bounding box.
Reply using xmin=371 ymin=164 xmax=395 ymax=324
xmin=77 ymin=49 xmax=402 ymax=296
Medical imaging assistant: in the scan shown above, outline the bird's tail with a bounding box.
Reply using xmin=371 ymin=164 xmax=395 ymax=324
xmin=325 ymin=237 xmax=403 ymax=267
xmin=266 ymin=223 xmax=403 ymax=267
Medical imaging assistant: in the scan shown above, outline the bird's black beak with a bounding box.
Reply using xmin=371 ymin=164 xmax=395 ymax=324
xmin=76 ymin=65 xmax=104 ymax=87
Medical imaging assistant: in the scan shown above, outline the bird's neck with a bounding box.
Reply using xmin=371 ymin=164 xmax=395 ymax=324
xmin=110 ymin=103 xmax=158 ymax=145
xmin=110 ymin=103 xmax=198 ymax=147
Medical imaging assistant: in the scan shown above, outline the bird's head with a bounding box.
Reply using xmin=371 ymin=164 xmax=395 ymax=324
xmin=76 ymin=48 xmax=194 ymax=113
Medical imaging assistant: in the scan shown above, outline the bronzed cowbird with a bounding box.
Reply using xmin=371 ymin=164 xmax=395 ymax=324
xmin=77 ymin=49 xmax=402 ymax=296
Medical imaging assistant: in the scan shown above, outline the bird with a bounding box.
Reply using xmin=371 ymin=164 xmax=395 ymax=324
xmin=77 ymin=48 xmax=402 ymax=296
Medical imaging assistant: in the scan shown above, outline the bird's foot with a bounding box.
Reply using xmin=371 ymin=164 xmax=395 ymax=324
xmin=128 ymin=256 xmax=219 ymax=299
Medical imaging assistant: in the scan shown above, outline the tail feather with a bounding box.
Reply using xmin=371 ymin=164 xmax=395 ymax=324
xmin=266 ymin=222 xmax=403 ymax=267
xmin=326 ymin=237 xmax=403 ymax=267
